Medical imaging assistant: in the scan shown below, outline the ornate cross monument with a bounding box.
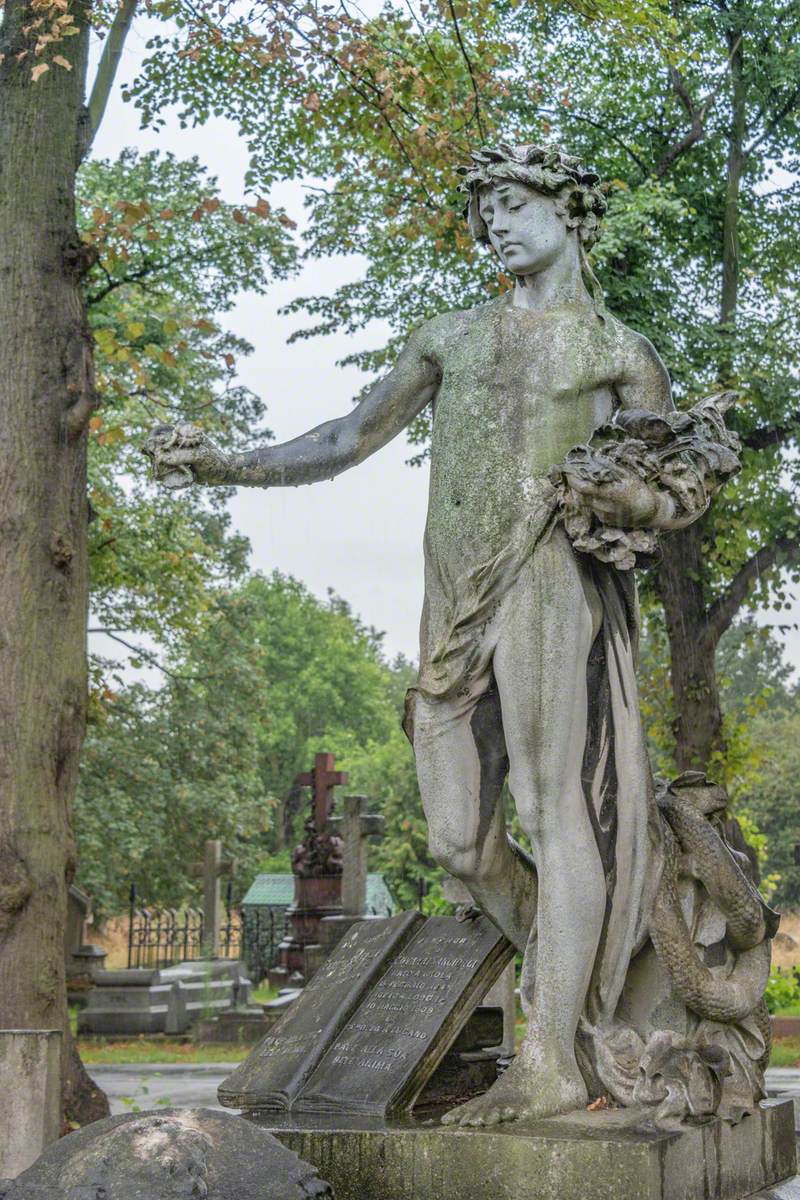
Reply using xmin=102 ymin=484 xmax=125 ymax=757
xmin=189 ymin=839 xmax=236 ymax=958
xmin=269 ymin=753 xmax=347 ymax=987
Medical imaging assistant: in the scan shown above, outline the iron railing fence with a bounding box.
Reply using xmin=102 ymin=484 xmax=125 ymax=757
xmin=126 ymin=882 xmax=287 ymax=981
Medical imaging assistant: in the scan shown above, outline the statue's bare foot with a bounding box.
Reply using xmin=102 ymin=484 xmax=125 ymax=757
xmin=440 ymin=1055 xmax=586 ymax=1128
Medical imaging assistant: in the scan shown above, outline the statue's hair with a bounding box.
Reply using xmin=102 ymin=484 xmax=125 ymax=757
xmin=457 ymin=142 xmax=607 ymax=248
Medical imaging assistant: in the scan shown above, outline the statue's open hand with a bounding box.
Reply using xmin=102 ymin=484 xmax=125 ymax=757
xmin=563 ymin=472 xmax=666 ymax=529
xmin=142 ymin=424 xmax=232 ymax=488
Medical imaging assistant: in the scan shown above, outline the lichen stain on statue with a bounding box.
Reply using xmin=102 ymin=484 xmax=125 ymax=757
xmin=142 ymin=140 xmax=779 ymax=1134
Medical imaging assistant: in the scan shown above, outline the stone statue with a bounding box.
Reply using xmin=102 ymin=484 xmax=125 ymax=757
xmin=145 ymin=143 xmax=776 ymax=1129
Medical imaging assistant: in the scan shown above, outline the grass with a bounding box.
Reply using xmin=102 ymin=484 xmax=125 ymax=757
xmin=774 ymin=1004 xmax=800 ymax=1018
xmin=251 ymin=982 xmax=279 ymax=1005
xmin=78 ymin=1033 xmax=800 ymax=1068
xmin=769 ymin=1037 xmax=800 ymax=1069
xmin=77 ymin=1037 xmax=251 ymax=1064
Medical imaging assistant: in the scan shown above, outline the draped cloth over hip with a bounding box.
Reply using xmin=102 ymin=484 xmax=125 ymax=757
xmin=405 ymin=482 xmax=664 ymax=1038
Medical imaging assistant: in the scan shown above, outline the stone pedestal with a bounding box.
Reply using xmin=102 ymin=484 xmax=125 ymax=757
xmin=268 ymin=876 xmax=343 ymax=989
xmin=254 ymin=1099 xmax=797 ymax=1200
xmin=0 ymin=1030 xmax=62 ymax=1179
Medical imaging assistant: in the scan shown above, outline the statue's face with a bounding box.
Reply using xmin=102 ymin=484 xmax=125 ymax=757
xmin=478 ymin=180 xmax=570 ymax=276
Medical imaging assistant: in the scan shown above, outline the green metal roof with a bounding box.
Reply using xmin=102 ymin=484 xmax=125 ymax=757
xmin=241 ymin=873 xmax=397 ymax=916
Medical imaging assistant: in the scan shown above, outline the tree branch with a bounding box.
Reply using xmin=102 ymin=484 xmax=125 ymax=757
xmin=446 ymin=0 xmax=485 ymax=141
xmin=653 ymin=39 xmax=742 ymax=180
xmin=87 ymin=628 xmax=197 ymax=684
xmin=745 ymin=80 xmax=800 ymax=159
xmin=706 ymin=535 xmax=800 ymax=644
xmin=742 ymin=411 xmax=800 ymax=452
xmin=538 ymin=108 xmax=648 ymax=175
xmin=82 ymin=0 xmax=139 ymax=158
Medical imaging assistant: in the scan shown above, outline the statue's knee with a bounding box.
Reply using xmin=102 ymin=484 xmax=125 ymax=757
xmin=428 ymin=831 xmax=478 ymax=881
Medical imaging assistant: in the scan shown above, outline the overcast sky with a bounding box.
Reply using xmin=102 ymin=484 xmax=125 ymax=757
xmin=90 ymin=19 xmax=800 ymax=677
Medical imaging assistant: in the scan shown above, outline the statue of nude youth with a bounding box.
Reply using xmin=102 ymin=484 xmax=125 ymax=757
xmin=146 ymin=144 xmax=699 ymax=1127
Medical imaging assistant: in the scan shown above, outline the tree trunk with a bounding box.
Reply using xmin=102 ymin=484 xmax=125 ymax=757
xmin=0 ymin=0 xmax=108 ymax=1125
xmin=656 ymin=17 xmax=747 ymax=775
xmin=656 ymin=522 xmax=725 ymax=772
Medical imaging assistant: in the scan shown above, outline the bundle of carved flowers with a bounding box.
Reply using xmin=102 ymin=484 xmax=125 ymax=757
xmin=549 ymin=394 xmax=742 ymax=570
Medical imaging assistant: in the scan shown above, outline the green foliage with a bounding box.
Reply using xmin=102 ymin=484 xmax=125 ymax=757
xmin=765 ymin=967 xmax=800 ymax=1015
xmin=736 ymin=700 xmax=800 ymax=908
xmin=75 ymin=572 xmax=434 ymax=915
xmin=339 ymin=725 xmax=442 ymax=912
xmin=80 ymin=149 xmax=297 ymax=672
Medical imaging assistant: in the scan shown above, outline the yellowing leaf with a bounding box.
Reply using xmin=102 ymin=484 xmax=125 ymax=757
xmin=89 ymin=415 xmax=104 ymax=433
xmin=224 ymin=353 xmax=235 ymax=368
xmin=31 ymin=62 xmax=49 ymax=81
xmin=163 ymin=318 xmax=179 ymax=335
xmin=126 ymin=322 xmax=145 ymax=339
xmin=53 ymin=55 xmax=72 ymax=70
xmin=160 ymin=350 xmax=177 ymax=368
xmin=232 ymin=209 xmax=247 ymax=225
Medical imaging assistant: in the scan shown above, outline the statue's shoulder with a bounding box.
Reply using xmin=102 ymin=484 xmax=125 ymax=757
xmin=412 ymin=298 xmax=504 ymax=359
xmin=605 ymin=312 xmax=666 ymax=372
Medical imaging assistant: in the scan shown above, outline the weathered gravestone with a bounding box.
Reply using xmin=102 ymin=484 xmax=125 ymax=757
xmin=0 ymin=1031 xmax=61 ymax=1180
xmin=189 ymin=839 xmax=237 ymax=958
xmin=442 ymin=875 xmax=517 ymax=1058
xmin=220 ymin=911 xmax=513 ymax=1115
xmin=78 ymin=958 xmax=249 ymax=1036
xmin=318 ymin=794 xmax=387 ymax=956
xmin=0 ymin=1109 xmax=332 ymax=1199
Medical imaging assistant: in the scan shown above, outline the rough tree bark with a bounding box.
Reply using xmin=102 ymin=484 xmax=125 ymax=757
xmin=0 ymin=0 xmax=108 ymax=1125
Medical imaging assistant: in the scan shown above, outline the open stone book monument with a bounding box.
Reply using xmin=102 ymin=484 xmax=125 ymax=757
xmin=137 ymin=142 xmax=797 ymax=1200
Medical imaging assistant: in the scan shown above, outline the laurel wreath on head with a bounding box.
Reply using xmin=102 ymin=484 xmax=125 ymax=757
xmin=457 ymin=142 xmax=608 ymax=248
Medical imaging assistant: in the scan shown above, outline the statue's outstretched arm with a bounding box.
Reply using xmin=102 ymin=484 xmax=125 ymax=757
xmin=143 ymin=329 xmax=441 ymax=489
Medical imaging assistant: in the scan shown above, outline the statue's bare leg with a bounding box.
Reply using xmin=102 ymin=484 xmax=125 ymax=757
xmin=414 ymin=684 xmax=537 ymax=956
xmin=442 ymin=534 xmax=606 ymax=1126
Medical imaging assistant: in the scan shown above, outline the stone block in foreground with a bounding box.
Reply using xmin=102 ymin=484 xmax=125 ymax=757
xmin=254 ymin=1097 xmax=796 ymax=1200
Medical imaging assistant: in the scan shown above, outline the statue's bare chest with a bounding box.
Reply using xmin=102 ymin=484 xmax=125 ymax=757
xmin=430 ymin=306 xmax=617 ymax=472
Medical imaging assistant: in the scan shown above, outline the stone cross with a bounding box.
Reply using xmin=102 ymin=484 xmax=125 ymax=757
xmin=294 ymin=752 xmax=348 ymax=834
xmin=189 ymin=839 xmax=236 ymax=957
xmin=328 ymin=795 xmax=386 ymax=916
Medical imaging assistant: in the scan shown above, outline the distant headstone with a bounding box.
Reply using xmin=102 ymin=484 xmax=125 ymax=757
xmin=319 ymin=795 xmax=388 ymax=956
xmin=78 ymin=959 xmax=250 ymax=1037
xmin=329 ymin=795 xmax=386 ymax=917
xmin=65 ymin=885 xmax=106 ymax=988
xmin=189 ymin=839 xmax=237 ymax=957
xmin=220 ymin=912 xmax=514 ymax=1118
xmin=1 ymin=1108 xmax=332 ymax=1199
